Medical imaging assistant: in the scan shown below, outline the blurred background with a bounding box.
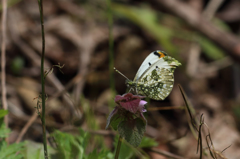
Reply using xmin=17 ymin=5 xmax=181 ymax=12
xmin=1 ymin=0 xmax=240 ymax=158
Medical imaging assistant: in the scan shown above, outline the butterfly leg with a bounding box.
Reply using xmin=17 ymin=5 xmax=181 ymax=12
xmin=128 ymin=87 xmax=138 ymax=95
xmin=128 ymin=87 xmax=133 ymax=93
xmin=136 ymin=87 xmax=139 ymax=95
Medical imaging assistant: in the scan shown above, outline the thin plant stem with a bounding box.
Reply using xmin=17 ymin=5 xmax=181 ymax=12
xmin=149 ymin=147 xmax=189 ymax=159
xmin=1 ymin=0 xmax=8 ymax=144
xmin=107 ymin=0 xmax=115 ymax=105
xmin=178 ymin=85 xmax=198 ymax=139
xmin=37 ymin=0 xmax=48 ymax=158
xmin=115 ymin=136 xmax=122 ymax=159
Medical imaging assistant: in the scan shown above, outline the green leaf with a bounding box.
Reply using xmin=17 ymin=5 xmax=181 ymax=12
xmin=0 ymin=116 xmax=20 ymax=159
xmin=139 ymin=136 xmax=158 ymax=148
xmin=110 ymin=113 xmax=123 ymax=131
xmin=78 ymin=128 xmax=90 ymax=150
xmin=213 ymin=18 xmax=230 ymax=32
xmin=106 ymin=107 xmax=126 ymax=131
xmin=0 ymin=109 xmax=8 ymax=118
xmin=198 ymin=36 xmax=225 ymax=60
xmin=87 ymin=149 xmax=113 ymax=159
xmin=118 ymin=118 xmax=146 ymax=147
xmin=22 ymin=141 xmax=44 ymax=159
xmin=87 ymin=149 xmax=98 ymax=159
xmin=21 ymin=140 xmax=57 ymax=159
xmin=0 ymin=123 xmax=10 ymax=138
xmin=106 ymin=107 xmax=119 ymax=130
xmin=53 ymin=131 xmax=82 ymax=159
xmin=52 ymin=129 xmax=90 ymax=159
xmin=0 ymin=128 xmax=10 ymax=138
xmin=0 ymin=141 xmax=24 ymax=159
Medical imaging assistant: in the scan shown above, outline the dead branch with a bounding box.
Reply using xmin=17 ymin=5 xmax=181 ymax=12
xmin=149 ymin=0 xmax=240 ymax=61
xmin=149 ymin=147 xmax=189 ymax=159
xmin=1 ymin=0 xmax=8 ymax=143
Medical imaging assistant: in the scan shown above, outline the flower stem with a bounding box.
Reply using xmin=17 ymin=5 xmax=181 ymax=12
xmin=37 ymin=0 xmax=48 ymax=158
xmin=107 ymin=0 xmax=115 ymax=107
xmin=115 ymin=136 xmax=122 ymax=159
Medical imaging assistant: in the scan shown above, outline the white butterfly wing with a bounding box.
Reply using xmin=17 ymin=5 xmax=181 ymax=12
xmin=138 ymin=56 xmax=180 ymax=81
xmin=135 ymin=56 xmax=181 ymax=100
xmin=133 ymin=51 xmax=161 ymax=82
xmin=126 ymin=50 xmax=181 ymax=100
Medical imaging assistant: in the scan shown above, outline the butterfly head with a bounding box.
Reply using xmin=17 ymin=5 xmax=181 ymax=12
xmin=125 ymin=79 xmax=136 ymax=87
xmin=153 ymin=50 xmax=168 ymax=59
xmin=126 ymin=79 xmax=138 ymax=94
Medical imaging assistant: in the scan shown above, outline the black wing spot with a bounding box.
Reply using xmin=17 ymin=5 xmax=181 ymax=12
xmin=148 ymin=62 xmax=151 ymax=66
xmin=153 ymin=51 xmax=160 ymax=57
xmin=156 ymin=66 xmax=158 ymax=68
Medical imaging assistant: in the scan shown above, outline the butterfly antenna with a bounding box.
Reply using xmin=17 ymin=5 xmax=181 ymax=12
xmin=114 ymin=67 xmax=130 ymax=80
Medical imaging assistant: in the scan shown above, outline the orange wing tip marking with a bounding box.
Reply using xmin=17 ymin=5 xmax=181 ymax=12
xmin=158 ymin=51 xmax=166 ymax=58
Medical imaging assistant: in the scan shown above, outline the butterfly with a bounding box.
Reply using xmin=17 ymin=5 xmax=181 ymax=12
xmin=115 ymin=50 xmax=181 ymax=100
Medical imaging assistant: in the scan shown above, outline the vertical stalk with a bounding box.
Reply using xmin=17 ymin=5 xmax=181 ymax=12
xmin=107 ymin=0 xmax=115 ymax=101
xmin=1 ymin=0 xmax=8 ymax=143
xmin=115 ymin=136 xmax=122 ymax=159
xmin=37 ymin=0 xmax=48 ymax=158
xmin=107 ymin=2 xmax=121 ymax=158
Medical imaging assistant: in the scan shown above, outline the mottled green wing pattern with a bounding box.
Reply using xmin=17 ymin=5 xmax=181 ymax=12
xmin=136 ymin=68 xmax=175 ymax=100
xmin=126 ymin=54 xmax=181 ymax=100
xmin=134 ymin=56 xmax=181 ymax=100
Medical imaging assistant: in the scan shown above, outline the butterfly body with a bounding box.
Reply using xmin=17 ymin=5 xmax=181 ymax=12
xmin=126 ymin=50 xmax=181 ymax=100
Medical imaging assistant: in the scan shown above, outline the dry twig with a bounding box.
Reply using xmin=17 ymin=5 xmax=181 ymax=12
xmin=1 ymin=0 xmax=8 ymax=143
xmin=149 ymin=147 xmax=189 ymax=159
xmin=149 ymin=0 xmax=240 ymax=61
xmin=15 ymin=113 xmax=38 ymax=143
xmin=187 ymin=0 xmax=226 ymax=77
